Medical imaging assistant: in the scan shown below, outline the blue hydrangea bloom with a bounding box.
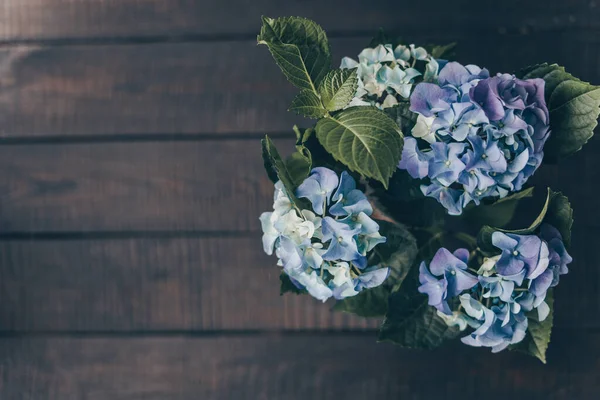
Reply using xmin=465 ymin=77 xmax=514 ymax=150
xmin=460 ymin=295 xmax=528 ymax=353
xmin=340 ymin=43 xmax=437 ymax=110
xmin=428 ymin=224 xmax=570 ymax=353
xmin=398 ymin=137 xmax=432 ymax=179
xmin=428 ymin=142 xmax=466 ymax=186
xmin=296 ymin=167 xmax=339 ymax=215
xmin=400 ymin=60 xmax=551 ymax=215
xmin=478 ymin=275 xmax=515 ymax=303
xmin=420 ymin=181 xmax=464 ymax=216
xmin=329 ymin=171 xmax=372 ymax=217
xmin=321 ymin=217 xmax=364 ymax=265
xmin=260 ymin=168 xmax=389 ymax=302
xmin=418 ymin=248 xmax=478 ymax=314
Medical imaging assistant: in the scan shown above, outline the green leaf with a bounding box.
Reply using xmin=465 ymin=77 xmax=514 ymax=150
xmin=543 ymin=190 xmax=574 ymax=247
xmin=429 ymin=43 xmax=457 ymax=60
xmin=261 ymin=135 xmax=302 ymax=204
xmin=258 ymin=16 xmax=331 ymax=92
xmin=333 ymin=221 xmax=418 ymax=317
xmin=333 ymin=286 xmax=389 ymax=317
xmin=478 ymin=188 xmax=574 ymax=253
xmin=280 ymin=273 xmax=306 ymax=295
xmin=511 ymin=290 xmax=554 ymax=363
xmin=318 ymin=69 xmax=358 ymax=112
xmin=383 ymin=103 xmax=418 ymax=134
xmin=289 ymin=90 xmax=326 ymax=118
xmin=293 ymin=125 xmax=313 ymax=146
xmin=378 ymin=289 xmax=461 ymax=349
xmin=464 ymin=187 xmax=534 ymax=228
xmin=286 ymin=147 xmax=312 ymax=187
xmin=521 ymin=63 xmax=600 ymax=162
xmin=315 ymin=107 xmax=404 ymax=188
xmin=378 ymin=230 xmax=461 ymax=349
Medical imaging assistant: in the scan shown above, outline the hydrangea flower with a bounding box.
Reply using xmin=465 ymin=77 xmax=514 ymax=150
xmin=419 ymin=224 xmax=571 ymax=353
xmin=459 ymin=294 xmax=528 ymax=353
xmin=260 ymin=168 xmax=389 ymax=302
xmin=340 ymin=44 xmax=439 ymax=110
xmin=418 ymin=248 xmax=478 ymax=315
xmin=399 ymin=61 xmax=551 ymax=215
xmin=492 ymin=231 xmax=549 ymax=284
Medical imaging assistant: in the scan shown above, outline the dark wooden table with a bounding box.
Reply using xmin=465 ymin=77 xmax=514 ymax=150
xmin=0 ymin=1 xmax=599 ymax=399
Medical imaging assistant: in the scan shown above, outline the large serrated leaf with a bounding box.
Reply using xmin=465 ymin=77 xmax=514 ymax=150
xmin=318 ymin=69 xmax=358 ymax=112
xmin=378 ymin=290 xmax=461 ymax=349
xmin=257 ymin=16 xmax=331 ymax=92
xmin=333 ymin=221 xmax=417 ymax=317
xmin=478 ymin=188 xmax=573 ymax=253
xmin=289 ymin=90 xmax=326 ymax=118
xmin=510 ymin=290 xmax=554 ymax=363
xmin=378 ymin=230 xmax=461 ymax=349
xmin=521 ymin=63 xmax=600 ymax=162
xmin=315 ymin=107 xmax=403 ymax=188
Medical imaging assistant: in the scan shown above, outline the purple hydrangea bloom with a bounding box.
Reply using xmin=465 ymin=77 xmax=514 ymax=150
xmin=418 ymin=248 xmax=478 ymax=314
xmin=539 ymin=223 xmax=572 ymax=287
xmin=438 ymin=62 xmax=490 ymax=89
xmin=409 ymin=83 xmax=456 ymax=117
xmin=428 ymin=142 xmax=467 ymax=186
xmin=399 ymin=137 xmax=432 ymax=179
xmin=491 ymin=232 xmax=550 ymax=284
xmin=400 ymin=60 xmax=551 ymax=215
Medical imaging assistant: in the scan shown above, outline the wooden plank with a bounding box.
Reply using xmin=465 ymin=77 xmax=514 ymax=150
xmin=0 ymin=139 xmax=288 ymax=232
xmin=1 ymin=138 xmax=599 ymax=233
xmin=0 ymin=33 xmax=599 ymax=138
xmin=0 ymin=237 xmax=379 ymax=331
xmin=0 ymin=332 xmax=598 ymax=399
xmin=1 ymin=0 xmax=598 ymax=42
xmin=0 ymin=231 xmax=596 ymax=331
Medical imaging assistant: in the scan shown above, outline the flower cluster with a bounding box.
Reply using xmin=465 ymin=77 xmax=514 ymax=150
xmin=260 ymin=167 xmax=389 ymax=302
xmin=399 ymin=61 xmax=551 ymax=215
xmin=418 ymin=224 xmax=571 ymax=352
xmin=340 ymin=44 xmax=441 ymax=109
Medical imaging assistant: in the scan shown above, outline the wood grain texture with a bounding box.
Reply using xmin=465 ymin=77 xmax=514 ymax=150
xmin=0 ymin=33 xmax=599 ymax=138
xmin=0 ymin=332 xmax=598 ymax=400
xmin=0 ymin=230 xmax=596 ymax=332
xmin=0 ymin=237 xmax=379 ymax=331
xmin=2 ymin=0 xmax=598 ymax=42
xmin=0 ymin=138 xmax=599 ymax=233
xmin=0 ymin=139 xmax=290 ymax=232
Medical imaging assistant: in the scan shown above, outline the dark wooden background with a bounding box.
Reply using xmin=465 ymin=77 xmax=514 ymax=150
xmin=0 ymin=1 xmax=599 ymax=399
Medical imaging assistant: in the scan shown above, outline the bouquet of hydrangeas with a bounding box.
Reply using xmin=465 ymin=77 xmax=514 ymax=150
xmin=257 ymin=16 xmax=600 ymax=363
